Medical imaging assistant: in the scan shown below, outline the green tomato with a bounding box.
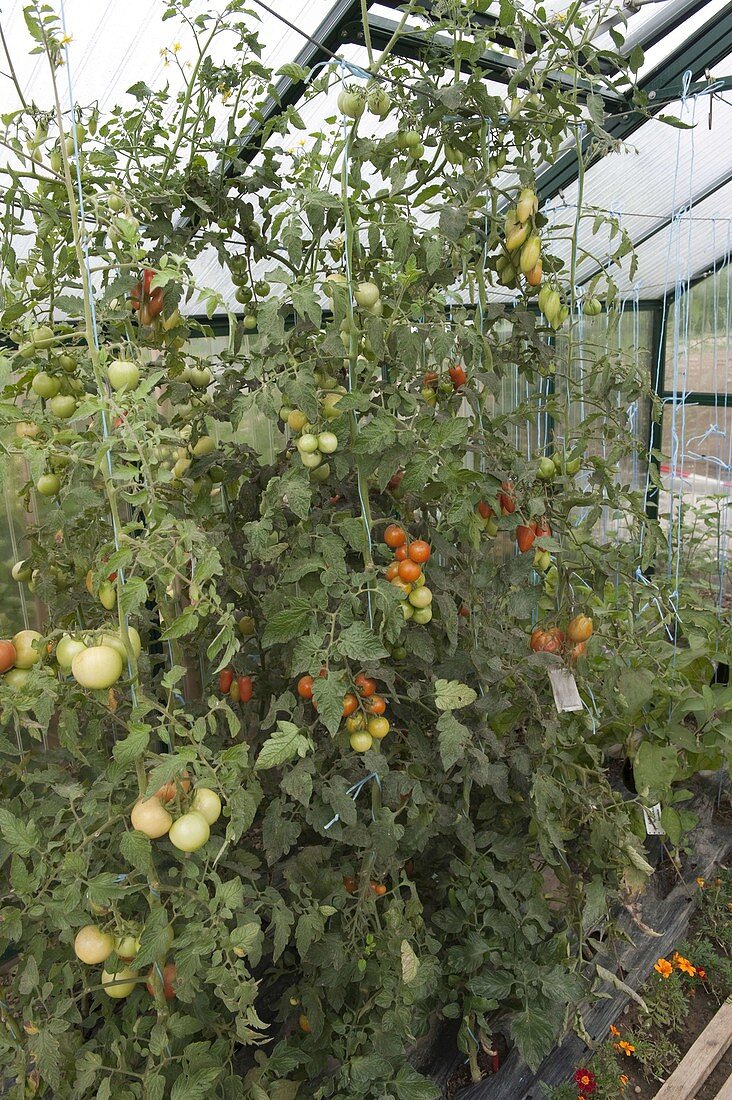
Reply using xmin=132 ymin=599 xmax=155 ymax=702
xmin=537 ymin=457 xmax=556 ymax=480
xmin=192 ymin=435 xmax=216 ymax=457
xmin=191 ymin=788 xmax=222 ymax=825
xmin=58 ymin=354 xmax=77 ymax=373
xmin=108 ymin=192 xmax=126 ymax=213
xmin=56 ymin=635 xmax=87 ymax=671
xmin=4 ymin=668 xmax=30 ymax=689
xmin=188 ymin=367 xmax=211 ymax=389
xmin=12 ymin=630 xmax=43 ymax=668
xmin=31 ymin=372 xmax=60 ymax=399
xmin=354 ymin=281 xmax=380 ymax=309
xmin=11 ymin=560 xmax=32 ymax=582
xmin=169 ymin=810 xmax=210 ymax=852
xmin=317 ymin=432 xmax=338 ymax=454
xmin=412 ymin=606 xmax=433 ymax=625
xmin=71 ymin=645 xmax=123 ymax=690
xmin=242 ymin=314 xmax=257 ymax=332
xmin=299 ymin=450 xmax=322 ymax=470
xmin=408 ymin=586 xmax=433 ymax=609
xmin=310 ymin=462 xmax=330 ymax=483
xmin=565 ymin=457 xmax=582 ymax=475
xmin=296 ymin=433 xmax=319 ymax=455
xmin=36 ymin=473 xmax=60 ymax=496
xmin=101 ymin=967 xmax=138 ymax=998
xmin=107 ymin=359 xmax=140 ymax=392
xmin=49 ymin=394 xmax=78 ymax=419
xmin=322 ymin=393 xmax=344 ymax=420
xmin=337 ymin=88 xmax=365 ymax=120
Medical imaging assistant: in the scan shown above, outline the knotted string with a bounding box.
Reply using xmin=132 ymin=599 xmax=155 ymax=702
xmin=324 ymin=771 xmax=381 ymax=830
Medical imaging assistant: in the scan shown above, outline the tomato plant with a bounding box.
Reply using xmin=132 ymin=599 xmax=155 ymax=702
xmin=0 ymin=4 xmax=727 ymax=1100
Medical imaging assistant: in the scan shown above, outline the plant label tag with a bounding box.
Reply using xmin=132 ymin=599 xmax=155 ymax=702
xmin=642 ymin=803 xmax=664 ymax=835
xmin=547 ymin=668 xmax=584 ymax=713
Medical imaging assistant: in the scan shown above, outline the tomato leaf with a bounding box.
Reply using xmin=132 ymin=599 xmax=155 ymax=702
xmin=261 ymin=601 xmax=313 ymax=648
xmin=400 ymin=939 xmax=420 ymax=984
xmin=434 ymin=679 xmax=477 ymax=711
xmin=120 ymin=830 xmax=153 ymax=873
xmin=336 ymin=623 xmax=389 ymax=662
xmin=134 ymin=907 xmax=174 ymax=971
xmin=0 ymin=808 xmax=38 ymax=856
xmin=437 ymin=712 xmax=471 ymax=771
xmin=255 ymin=722 xmax=312 ymax=770
xmin=510 ymin=1005 xmax=560 ymax=1070
xmin=170 ymin=1067 xmax=222 ymax=1100
xmin=394 ymin=1065 xmax=442 ymax=1100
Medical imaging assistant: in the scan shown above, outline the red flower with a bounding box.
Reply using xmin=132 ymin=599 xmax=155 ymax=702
xmin=574 ymin=1068 xmax=596 ymax=1092
xmin=697 ymin=968 xmax=707 ymax=980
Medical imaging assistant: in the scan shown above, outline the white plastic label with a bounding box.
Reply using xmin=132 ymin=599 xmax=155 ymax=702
xmin=642 ymin=803 xmax=664 ymax=835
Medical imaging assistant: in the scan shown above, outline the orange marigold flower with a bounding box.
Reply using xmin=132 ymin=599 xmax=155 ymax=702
xmin=697 ymin=967 xmax=707 ymax=980
xmin=696 ymin=876 xmax=705 ymax=888
xmin=673 ymin=952 xmax=696 ymax=976
xmin=610 ymin=1024 xmax=621 ymax=1036
xmin=654 ymin=958 xmax=673 ymax=978
xmin=619 ymin=1074 xmax=629 ymax=1087
xmin=616 ymin=1041 xmax=635 ymax=1056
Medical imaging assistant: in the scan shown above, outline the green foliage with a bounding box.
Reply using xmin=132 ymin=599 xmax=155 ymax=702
xmin=0 ymin=2 xmax=728 ymax=1098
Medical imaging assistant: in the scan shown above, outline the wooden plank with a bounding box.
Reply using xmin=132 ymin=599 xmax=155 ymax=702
xmin=714 ymin=1069 xmax=732 ymax=1100
xmin=454 ymin=811 xmax=732 ymax=1099
xmin=654 ymin=998 xmax=732 ymax=1100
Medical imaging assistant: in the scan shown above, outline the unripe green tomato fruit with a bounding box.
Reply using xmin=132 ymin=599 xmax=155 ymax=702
xmin=537 ymin=457 xmax=556 ymax=480
xmin=296 ymin=433 xmax=319 ymax=454
xmin=36 ymin=473 xmax=60 ymax=496
xmin=299 ymin=450 xmax=322 ymax=470
xmin=31 ymin=372 xmax=60 ymax=399
xmin=408 ymin=586 xmax=432 ymax=609
xmin=349 ymin=731 xmax=373 ymax=752
xmin=412 ymin=606 xmax=433 ymax=625
xmin=317 ymin=432 xmax=338 ymax=454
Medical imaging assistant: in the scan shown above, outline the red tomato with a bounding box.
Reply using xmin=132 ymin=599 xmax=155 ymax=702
xmin=458 ymin=604 xmax=470 ymax=618
xmin=516 ymin=525 xmax=536 ymax=553
xmin=355 ymin=673 xmax=377 ymax=698
xmin=408 ymin=540 xmax=430 ymax=564
xmin=423 ymin=371 xmax=438 ymax=386
xmin=449 ymin=364 xmax=467 ymax=389
xmin=395 ymin=544 xmax=409 ymax=561
xmin=238 ymin=675 xmax=253 ymax=702
xmin=384 ymin=524 xmax=406 ymax=548
xmin=534 ymin=520 xmax=551 ymax=539
xmin=477 ymin=501 xmax=493 ymax=519
xmin=297 ymin=674 xmax=314 ymax=700
xmin=0 ymin=641 xmax=17 ymax=674
xmin=385 ymin=561 xmax=400 ymax=581
xmin=499 ymin=482 xmax=516 ymax=515
xmin=568 ymin=641 xmax=586 ymax=661
xmin=145 ymin=962 xmax=176 ymax=1000
xmin=218 ymin=669 xmax=234 ymax=694
xmin=387 ymin=470 xmax=403 ymax=493
xmin=342 ymin=876 xmax=357 ymax=895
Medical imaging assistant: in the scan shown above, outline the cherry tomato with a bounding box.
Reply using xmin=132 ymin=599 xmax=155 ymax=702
xmin=342 ymin=693 xmax=358 ymax=717
xmin=395 ymin=544 xmax=409 ymax=561
xmin=355 ymin=673 xmax=377 ymax=697
xmin=145 ymin=962 xmax=176 ymax=1000
xmin=530 ymin=626 xmax=564 ymax=654
xmin=534 ymin=519 xmax=552 ymax=539
xmin=366 ymin=695 xmax=386 ymax=715
xmin=408 ymin=540 xmax=431 ymax=564
xmin=219 ymin=668 xmax=234 ymax=694
xmin=349 ymin=731 xmax=373 ymax=752
xmin=297 ymin=674 xmax=314 ymax=699
xmin=385 ymin=561 xmax=400 ymax=581
xmin=229 ymin=681 xmax=241 ymax=703
xmin=477 ymin=501 xmax=493 ymax=519
xmin=458 ymin=605 xmax=470 ymax=618
xmin=0 ymin=641 xmax=17 ymax=673
xmin=238 ymin=675 xmax=253 ymax=702
xmin=423 ymin=371 xmax=438 ymax=386
xmin=398 ymin=559 xmax=421 ymax=582
xmin=342 ymin=876 xmax=358 ymax=895
xmin=345 ymin=713 xmax=366 ymax=733
xmin=384 ymin=523 xmax=406 ymax=548
xmin=370 ymin=882 xmax=387 ymax=896
xmin=367 ymin=716 xmax=389 ymax=740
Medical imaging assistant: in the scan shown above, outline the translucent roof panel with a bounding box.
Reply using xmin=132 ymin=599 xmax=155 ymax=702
xmin=0 ymin=0 xmax=339 ymax=118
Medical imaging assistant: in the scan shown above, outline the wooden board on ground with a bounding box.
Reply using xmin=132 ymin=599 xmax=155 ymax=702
xmin=654 ymin=997 xmax=732 ymax=1100
xmin=452 ymin=792 xmax=732 ymax=1099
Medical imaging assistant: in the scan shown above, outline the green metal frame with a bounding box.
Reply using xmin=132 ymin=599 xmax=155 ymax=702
xmin=535 ymin=2 xmax=732 ymax=203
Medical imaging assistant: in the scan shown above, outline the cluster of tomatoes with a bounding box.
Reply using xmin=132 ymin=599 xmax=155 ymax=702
xmin=130 ymin=267 xmax=163 ymax=327
xmin=0 ymin=630 xmax=43 ymax=689
xmin=130 ymin=772 xmax=221 ymax=853
xmin=297 ymin=669 xmax=390 ymax=753
xmin=530 ymin=613 xmax=593 ymax=661
xmin=421 ymin=363 xmax=467 ymax=406
xmin=516 ymin=517 xmax=551 ymax=554
xmin=73 ymin=919 xmax=176 ymax=1002
xmin=343 ymin=875 xmax=387 ymax=897
xmin=218 ymin=668 xmax=254 ymax=704
xmin=474 ymin=481 xmax=516 ymax=539
xmin=496 ymin=187 xmax=543 ymax=290
xmin=383 ymin=524 xmax=434 ymax=625
xmin=279 ymin=405 xmax=338 ymax=482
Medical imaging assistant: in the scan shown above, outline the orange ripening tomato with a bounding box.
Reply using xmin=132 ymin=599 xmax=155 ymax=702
xmin=534 ymin=519 xmax=551 ymax=539
xmin=398 ymin=559 xmax=421 ymax=582
xmin=527 ymin=260 xmax=543 ymax=287
xmin=516 ymin=525 xmax=536 ymax=553
xmin=568 ymin=641 xmax=586 ymax=661
xmin=218 ymin=668 xmax=234 ymax=694
xmin=355 ymin=673 xmax=377 ymax=698
xmin=567 ymin=614 xmax=593 ymax=642
xmin=370 ymin=882 xmax=387 ymax=896
xmin=297 ymin=674 xmax=314 ymax=700
xmin=449 ymin=364 xmax=467 ymax=389
xmin=366 ymin=694 xmax=387 ymax=715
xmin=238 ymin=675 xmax=253 ymax=702
xmin=342 ymin=876 xmax=358 ymax=895
xmin=458 ymin=604 xmax=470 ymax=618
xmin=342 ymin=693 xmax=358 ymax=717
xmin=530 ymin=626 xmax=564 ymax=654
xmin=384 ymin=523 xmax=406 ymax=548
xmin=408 ymin=540 xmax=431 ymax=564
xmin=423 ymin=371 xmax=438 ymax=386
xmin=0 ymin=640 xmax=17 ymax=673
xmin=145 ymin=962 xmax=176 ymax=1000
xmin=477 ymin=501 xmax=493 ymax=519
xmin=395 ymin=544 xmax=409 ymax=561
xmin=385 ymin=561 xmax=400 ymax=581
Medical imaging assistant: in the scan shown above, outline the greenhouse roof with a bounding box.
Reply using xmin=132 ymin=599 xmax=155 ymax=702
xmin=1 ymin=0 xmax=732 ymax=307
